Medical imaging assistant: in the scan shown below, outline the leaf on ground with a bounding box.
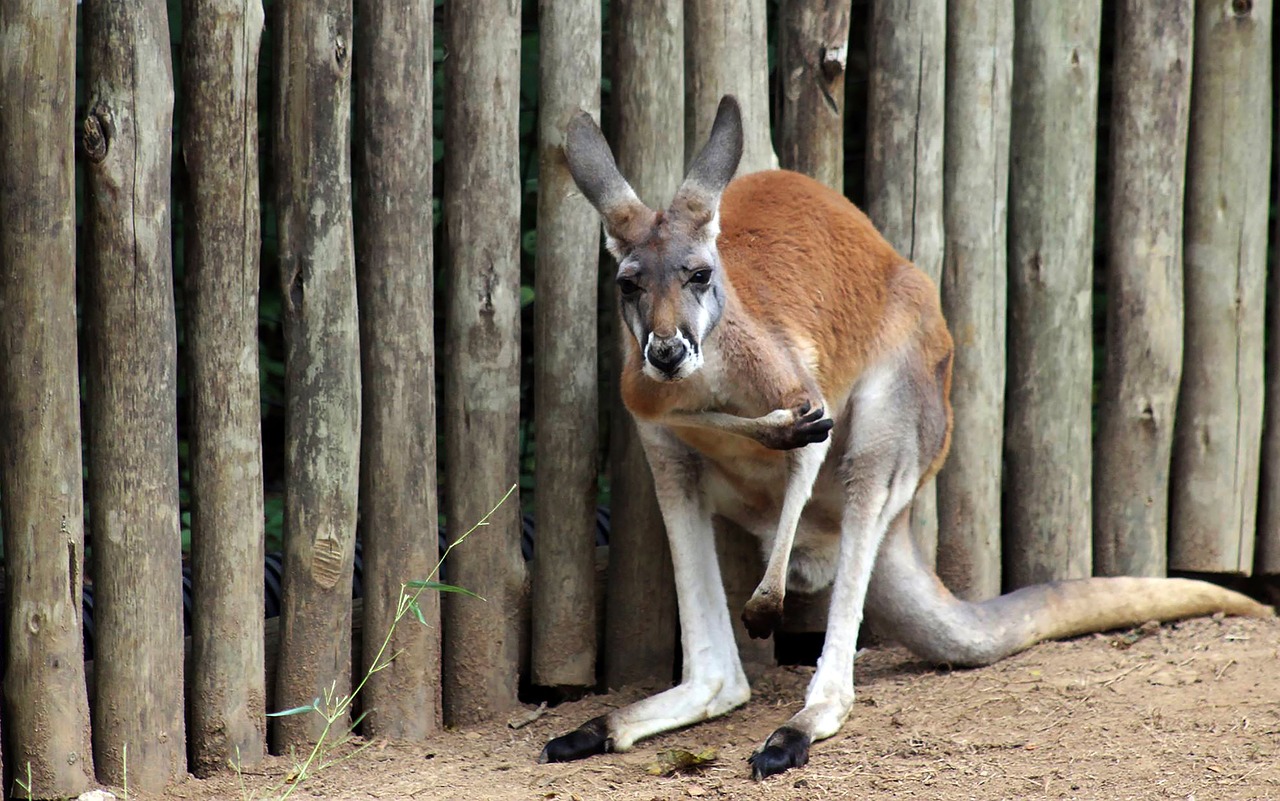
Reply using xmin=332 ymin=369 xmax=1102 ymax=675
xmin=644 ymin=747 xmax=718 ymax=777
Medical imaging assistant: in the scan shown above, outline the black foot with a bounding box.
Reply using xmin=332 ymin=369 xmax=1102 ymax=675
xmin=539 ymin=715 xmax=611 ymax=764
xmin=747 ymin=726 xmax=811 ymax=780
xmin=741 ymin=595 xmax=783 ymax=640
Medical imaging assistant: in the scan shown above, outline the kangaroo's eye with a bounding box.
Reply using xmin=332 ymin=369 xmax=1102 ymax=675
xmin=689 ymin=269 xmax=712 ymax=285
xmin=617 ymin=277 xmax=642 ymax=297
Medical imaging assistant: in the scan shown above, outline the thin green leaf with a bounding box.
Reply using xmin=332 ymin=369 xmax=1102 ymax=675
xmin=405 ymin=580 xmax=484 ymax=600
xmin=407 ymin=598 xmax=428 ymax=626
xmin=267 ymin=700 xmax=319 ymax=718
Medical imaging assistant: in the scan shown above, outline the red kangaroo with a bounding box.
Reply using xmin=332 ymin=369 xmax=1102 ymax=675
xmin=540 ymin=96 xmax=1272 ymax=780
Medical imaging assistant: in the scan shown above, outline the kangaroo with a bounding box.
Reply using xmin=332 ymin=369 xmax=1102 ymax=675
xmin=540 ymin=95 xmax=1273 ymax=780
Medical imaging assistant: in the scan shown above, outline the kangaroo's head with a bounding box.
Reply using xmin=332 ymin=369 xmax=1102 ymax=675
xmin=565 ymin=96 xmax=744 ymax=383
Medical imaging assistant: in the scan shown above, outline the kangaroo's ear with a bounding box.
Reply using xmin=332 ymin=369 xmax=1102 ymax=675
xmin=565 ymin=111 xmax=655 ymax=256
xmin=669 ymin=95 xmax=743 ymax=236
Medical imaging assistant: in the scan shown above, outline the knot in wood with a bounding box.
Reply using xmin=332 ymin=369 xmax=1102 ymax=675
xmin=821 ymin=44 xmax=848 ymax=82
xmin=1231 ymin=0 xmax=1253 ymax=17
xmin=81 ymin=102 xmax=113 ymax=163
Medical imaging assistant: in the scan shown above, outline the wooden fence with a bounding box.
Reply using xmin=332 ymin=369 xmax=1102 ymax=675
xmin=0 ymin=0 xmax=1275 ymax=796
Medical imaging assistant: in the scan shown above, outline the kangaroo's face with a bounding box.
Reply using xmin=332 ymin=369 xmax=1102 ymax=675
xmin=614 ymin=214 xmax=726 ymax=382
xmin=564 ymin=97 xmax=744 ymax=383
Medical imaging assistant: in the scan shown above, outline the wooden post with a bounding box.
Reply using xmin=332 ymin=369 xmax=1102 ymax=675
xmin=1094 ymin=1 xmax=1193 ymax=579
xmin=603 ymin=0 xmax=682 ymax=688
xmin=0 ymin=1 xmax=94 ymax=794
xmin=935 ymin=0 xmax=1011 ymax=601
xmin=441 ymin=0 xmax=523 ymax=725
xmin=353 ymin=0 xmax=440 ymax=738
xmin=272 ymin=0 xmax=361 ymax=750
xmin=1005 ymin=2 xmax=1100 ymax=588
xmin=866 ymin=0 xmax=946 ymax=566
xmin=1262 ymin=41 xmax=1280 ymax=579
xmin=182 ymin=0 xmax=267 ymax=774
xmin=684 ymin=0 xmax=777 ymax=174
xmin=1171 ymin=0 xmax=1271 ymax=575
xmin=778 ymin=0 xmax=852 ymax=191
xmin=82 ymin=0 xmax=186 ymax=787
xmin=530 ymin=0 xmax=602 ymax=690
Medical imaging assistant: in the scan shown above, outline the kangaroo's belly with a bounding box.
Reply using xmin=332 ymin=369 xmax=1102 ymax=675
xmin=699 ymin=441 xmax=847 ymax=594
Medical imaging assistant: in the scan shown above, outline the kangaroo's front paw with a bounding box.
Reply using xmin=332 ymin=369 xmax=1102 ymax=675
xmin=539 ymin=715 xmax=611 ymax=763
xmin=766 ymin=401 xmax=833 ymax=450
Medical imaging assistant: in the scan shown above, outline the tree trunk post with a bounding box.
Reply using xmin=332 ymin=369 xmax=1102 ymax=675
xmin=0 ymin=1 xmax=95 ymax=794
xmin=530 ymin=0 xmax=602 ymax=691
xmin=1171 ymin=0 xmax=1271 ymax=575
xmin=1094 ymin=0 xmax=1193 ymax=579
xmin=353 ymin=0 xmax=440 ymax=738
xmin=684 ymin=0 xmax=777 ymax=174
xmin=778 ymin=0 xmax=852 ymax=191
xmin=866 ymin=0 xmax=946 ymax=566
xmin=182 ymin=0 xmax=268 ymax=774
xmin=271 ymin=0 xmax=362 ymax=750
xmin=602 ymin=0 xmax=683 ymax=689
xmin=935 ymin=0 xmax=1011 ymax=601
xmin=82 ymin=0 xmax=186 ymax=787
xmin=1004 ymin=2 xmax=1101 ymax=589
xmin=441 ymin=0 xmax=523 ymax=725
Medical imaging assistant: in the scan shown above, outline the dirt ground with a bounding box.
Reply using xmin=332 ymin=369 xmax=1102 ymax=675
xmin=141 ymin=616 xmax=1278 ymax=801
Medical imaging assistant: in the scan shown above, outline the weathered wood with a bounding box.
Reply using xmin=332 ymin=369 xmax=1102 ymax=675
xmin=684 ymin=0 xmax=777 ymax=174
xmin=1263 ymin=33 xmax=1280 ymax=578
xmin=441 ymin=0 xmax=523 ymax=725
xmin=353 ymin=0 xmax=439 ymax=738
xmin=865 ymin=0 xmax=946 ymax=567
xmin=603 ymin=0 xmax=682 ymax=689
xmin=778 ymin=0 xmax=851 ymax=191
xmin=1094 ymin=0 xmax=1192 ymax=579
xmin=1005 ymin=2 xmax=1100 ymax=588
xmin=272 ymin=0 xmax=361 ymax=750
xmin=81 ymin=0 xmax=185 ymax=787
xmin=935 ymin=0 xmax=1011 ymax=601
xmin=1171 ymin=0 xmax=1271 ymax=575
xmin=181 ymin=0 xmax=267 ymax=774
xmin=530 ymin=0 xmax=602 ymax=690
xmin=0 ymin=1 xmax=95 ymax=794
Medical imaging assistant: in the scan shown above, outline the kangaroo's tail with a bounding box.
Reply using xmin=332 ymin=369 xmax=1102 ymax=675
xmin=865 ymin=515 xmax=1273 ymax=667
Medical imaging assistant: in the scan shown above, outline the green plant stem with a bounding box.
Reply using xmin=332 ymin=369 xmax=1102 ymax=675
xmin=275 ymin=483 xmax=516 ymax=801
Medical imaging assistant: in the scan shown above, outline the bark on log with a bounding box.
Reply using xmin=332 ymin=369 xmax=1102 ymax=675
xmin=353 ymin=0 xmax=440 ymax=738
xmin=935 ymin=0 xmax=1011 ymax=601
xmin=1094 ymin=0 xmax=1192 ymax=579
xmin=602 ymin=0 xmax=682 ymax=689
xmin=530 ymin=0 xmax=602 ymax=690
xmin=82 ymin=0 xmax=186 ymax=787
xmin=272 ymin=0 xmax=362 ymax=751
xmin=441 ymin=0 xmax=523 ymax=725
xmin=866 ymin=0 xmax=946 ymax=567
xmin=1005 ymin=2 xmax=1101 ymax=588
xmin=181 ymin=0 xmax=268 ymax=774
xmin=778 ymin=0 xmax=851 ymax=191
xmin=684 ymin=0 xmax=777 ymax=174
xmin=0 ymin=1 xmax=95 ymax=794
xmin=1171 ymin=0 xmax=1271 ymax=575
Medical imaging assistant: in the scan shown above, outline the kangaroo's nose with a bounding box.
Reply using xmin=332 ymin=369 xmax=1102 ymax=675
xmin=647 ymin=337 xmax=688 ymax=374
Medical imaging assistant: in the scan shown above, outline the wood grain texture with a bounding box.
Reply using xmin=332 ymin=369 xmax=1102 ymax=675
xmin=82 ymin=0 xmax=186 ymax=786
xmin=353 ymin=0 xmax=440 ymax=738
xmin=272 ymin=0 xmax=362 ymax=750
xmin=0 ymin=0 xmax=95 ymax=793
xmin=1005 ymin=1 xmax=1101 ymax=588
xmin=1094 ymin=0 xmax=1192 ymax=579
xmin=778 ymin=0 xmax=851 ymax=191
xmin=1171 ymin=0 xmax=1271 ymax=575
xmin=936 ymin=0 xmax=1011 ymax=601
xmin=441 ymin=0 xmax=524 ymax=725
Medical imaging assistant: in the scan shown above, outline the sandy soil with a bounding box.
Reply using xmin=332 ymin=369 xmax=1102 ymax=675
xmin=138 ymin=615 xmax=1278 ymax=801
